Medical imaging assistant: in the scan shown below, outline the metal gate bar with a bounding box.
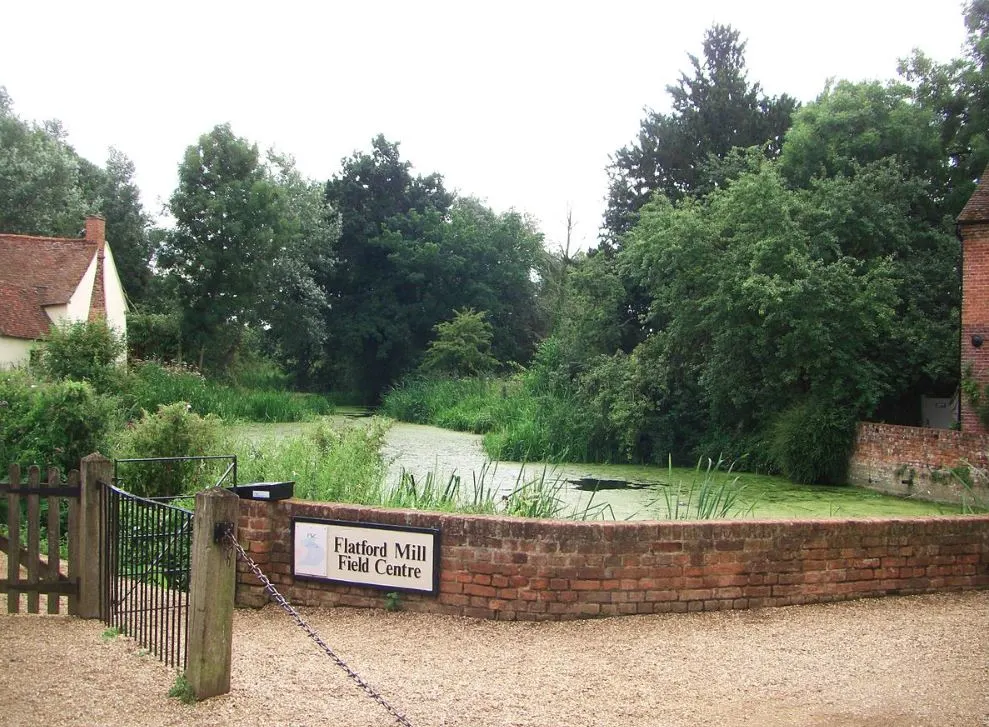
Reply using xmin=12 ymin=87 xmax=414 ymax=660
xmin=102 ymin=484 xmax=192 ymax=670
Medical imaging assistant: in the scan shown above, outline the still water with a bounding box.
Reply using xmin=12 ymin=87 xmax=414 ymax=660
xmin=379 ymin=422 xmax=964 ymax=521
xmin=235 ymin=418 xmax=967 ymax=520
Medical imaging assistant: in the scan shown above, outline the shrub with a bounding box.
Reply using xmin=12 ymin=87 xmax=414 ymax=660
xmin=767 ymin=399 xmax=856 ymax=484
xmin=0 ymin=373 xmax=119 ymax=473
xmin=39 ymin=319 xmax=125 ymax=393
xmin=111 ymin=402 xmax=225 ymax=497
xmin=235 ymin=419 xmax=389 ymax=503
xmin=126 ymin=311 xmax=182 ymax=363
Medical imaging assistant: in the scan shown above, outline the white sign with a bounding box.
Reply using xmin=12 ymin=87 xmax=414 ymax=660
xmin=293 ymin=518 xmax=439 ymax=594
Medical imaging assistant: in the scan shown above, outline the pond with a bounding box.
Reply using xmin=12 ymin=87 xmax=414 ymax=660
xmin=233 ymin=418 xmax=969 ymax=520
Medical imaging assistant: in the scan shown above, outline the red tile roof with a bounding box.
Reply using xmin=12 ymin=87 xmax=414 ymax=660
xmin=0 ymin=284 xmax=51 ymax=338
xmin=958 ymin=164 xmax=989 ymax=224
xmin=0 ymin=233 xmax=99 ymax=340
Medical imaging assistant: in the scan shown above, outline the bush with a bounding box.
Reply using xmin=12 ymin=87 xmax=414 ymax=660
xmin=39 ymin=319 xmax=125 ymax=393
xmin=235 ymin=419 xmax=389 ymax=503
xmin=126 ymin=311 xmax=182 ymax=363
xmin=0 ymin=372 xmax=119 ymax=473
xmin=124 ymin=361 xmax=333 ymax=423
xmin=767 ymin=399 xmax=857 ymax=484
xmin=111 ymin=402 xmax=225 ymax=497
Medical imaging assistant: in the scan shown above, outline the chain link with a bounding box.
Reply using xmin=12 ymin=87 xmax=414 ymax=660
xmin=225 ymin=532 xmax=415 ymax=727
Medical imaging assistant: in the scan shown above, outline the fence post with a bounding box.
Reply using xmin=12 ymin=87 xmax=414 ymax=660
xmin=78 ymin=452 xmax=111 ymax=619
xmin=186 ymin=488 xmax=239 ymax=700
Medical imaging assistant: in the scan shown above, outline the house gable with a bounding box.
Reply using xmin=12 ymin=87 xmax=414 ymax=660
xmin=0 ymin=216 xmax=126 ymax=357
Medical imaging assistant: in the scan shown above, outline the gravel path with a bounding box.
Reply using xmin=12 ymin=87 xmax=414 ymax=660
xmin=2 ymin=591 xmax=987 ymax=726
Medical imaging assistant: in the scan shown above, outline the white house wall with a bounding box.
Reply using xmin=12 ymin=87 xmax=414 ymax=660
xmin=0 ymin=335 xmax=33 ymax=368
xmin=65 ymin=249 xmax=98 ymax=322
xmin=102 ymin=244 xmax=127 ymax=339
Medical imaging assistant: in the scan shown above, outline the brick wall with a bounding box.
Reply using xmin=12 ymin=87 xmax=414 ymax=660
xmin=236 ymin=499 xmax=989 ymax=620
xmin=962 ymin=223 xmax=989 ymax=433
xmin=848 ymin=422 xmax=989 ymax=503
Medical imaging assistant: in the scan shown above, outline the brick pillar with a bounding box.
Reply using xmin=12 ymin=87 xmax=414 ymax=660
xmin=957 ymin=169 xmax=989 ymax=433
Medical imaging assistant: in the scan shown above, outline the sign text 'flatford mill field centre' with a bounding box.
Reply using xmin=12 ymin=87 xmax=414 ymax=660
xmin=292 ymin=518 xmax=440 ymax=594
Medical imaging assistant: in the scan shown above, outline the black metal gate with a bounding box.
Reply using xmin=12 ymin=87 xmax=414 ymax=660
xmin=101 ymin=455 xmax=236 ymax=670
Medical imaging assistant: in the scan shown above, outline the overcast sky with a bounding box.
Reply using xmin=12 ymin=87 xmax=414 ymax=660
xmin=0 ymin=0 xmax=971 ymax=251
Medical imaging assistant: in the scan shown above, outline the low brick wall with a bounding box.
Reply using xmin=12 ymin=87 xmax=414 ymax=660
xmin=848 ymin=422 xmax=989 ymax=504
xmin=236 ymin=499 xmax=989 ymax=620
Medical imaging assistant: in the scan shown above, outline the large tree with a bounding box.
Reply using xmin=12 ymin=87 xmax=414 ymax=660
xmin=0 ymin=88 xmax=86 ymax=236
xmin=78 ymin=149 xmax=154 ymax=304
xmin=899 ymin=0 xmax=989 ymax=218
xmin=321 ymin=135 xmax=454 ymax=400
xmin=160 ymin=125 xmax=291 ymax=371
xmin=603 ymin=25 xmax=798 ymax=247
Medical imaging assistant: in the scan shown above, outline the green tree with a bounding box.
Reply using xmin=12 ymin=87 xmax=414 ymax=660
xmin=159 ymin=124 xmax=286 ymax=372
xmin=0 ymin=88 xmax=86 ymax=236
xmin=420 ymin=308 xmax=498 ymax=377
xmin=321 ymin=135 xmax=454 ymax=400
xmin=899 ymin=0 xmax=989 ymax=217
xmin=78 ymin=149 xmax=154 ymax=305
xmin=603 ymin=25 xmax=797 ymax=246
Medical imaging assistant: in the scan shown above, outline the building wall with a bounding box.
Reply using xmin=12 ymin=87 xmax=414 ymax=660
xmin=101 ymin=245 xmax=127 ymax=342
xmin=0 ymin=336 xmax=33 ymax=368
xmin=235 ymin=499 xmax=989 ymax=620
xmin=961 ymin=223 xmax=989 ymax=433
xmin=848 ymin=422 xmax=989 ymax=504
xmin=65 ymin=251 xmax=98 ymax=323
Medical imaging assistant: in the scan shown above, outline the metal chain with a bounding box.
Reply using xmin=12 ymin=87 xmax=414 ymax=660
xmin=225 ymin=532 xmax=414 ymax=727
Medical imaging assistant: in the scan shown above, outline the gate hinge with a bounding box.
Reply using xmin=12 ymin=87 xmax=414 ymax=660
xmin=214 ymin=521 xmax=235 ymax=544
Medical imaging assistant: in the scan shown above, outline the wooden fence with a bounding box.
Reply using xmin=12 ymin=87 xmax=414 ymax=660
xmin=1 ymin=464 xmax=80 ymax=614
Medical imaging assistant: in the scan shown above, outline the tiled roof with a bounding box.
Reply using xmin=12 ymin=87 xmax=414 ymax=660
xmin=0 ymin=234 xmax=98 ymax=340
xmin=0 ymin=284 xmax=51 ymax=338
xmin=958 ymin=164 xmax=989 ymax=224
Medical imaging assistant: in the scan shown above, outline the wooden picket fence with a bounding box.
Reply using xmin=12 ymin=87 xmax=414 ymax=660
xmin=1 ymin=464 xmax=80 ymax=614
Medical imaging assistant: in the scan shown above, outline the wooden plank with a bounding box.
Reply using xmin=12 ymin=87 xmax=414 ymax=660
xmin=26 ymin=466 xmax=40 ymax=614
xmin=0 ymin=581 xmax=77 ymax=594
xmin=47 ymin=468 xmax=61 ymax=614
xmin=186 ymin=489 xmax=239 ymax=699
xmin=78 ymin=454 xmax=110 ymax=619
xmin=7 ymin=464 xmax=20 ymax=614
xmin=0 ymin=535 xmax=68 ymax=581
xmin=67 ymin=469 xmax=80 ymax=615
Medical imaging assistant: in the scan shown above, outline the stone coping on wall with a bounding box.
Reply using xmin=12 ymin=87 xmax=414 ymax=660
xmin=849 ymin=422 xmax=989 ymax=504
xmin=234 ymin=499 xmax=989 ymax=621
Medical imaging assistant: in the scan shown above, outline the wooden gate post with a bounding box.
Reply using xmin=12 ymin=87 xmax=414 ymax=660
xmin=186 ymin=488 xmax=239 ymax=700
xmin=78 ymin=452 xmax=111 ymax=619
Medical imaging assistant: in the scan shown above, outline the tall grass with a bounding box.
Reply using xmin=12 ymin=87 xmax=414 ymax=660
xmin=127 ymin=361 xmax=333 ymax=422
xmin=650 ymin=456 xmax=752 ymax=520
xmin=234 ymin=419 xmax=389 ymax=503
xmin=381 ymin=375 xmax=606 ymax=463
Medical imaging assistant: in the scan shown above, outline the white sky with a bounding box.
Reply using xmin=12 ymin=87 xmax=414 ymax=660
xmin=0 ymin=0 xmax=971 ymax=251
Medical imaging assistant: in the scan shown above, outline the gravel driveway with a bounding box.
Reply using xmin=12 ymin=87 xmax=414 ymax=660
xmin=2 ymin=590 xmax=987 ymax=726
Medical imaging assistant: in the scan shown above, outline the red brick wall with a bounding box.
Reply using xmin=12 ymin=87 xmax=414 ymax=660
xmin=848 ymin=422 xmax=989 ymax=503
xmin=236 ymin=499 xmax=989 ymax=620
xmin=962 ymin=223 xmax=989 ymax=433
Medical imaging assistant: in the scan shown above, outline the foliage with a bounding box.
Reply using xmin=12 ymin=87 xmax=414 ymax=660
xmin=235 ymin=420 xmax=390 ymax=504
xmin=0 ymin=372 xmax=120 ymax=473
xmin=110 ymin=402 xmax=225 ymax=497
xmin=603 ymin=24 xmax=797 ymax=245
xmin=124 ymin=361 xmax=332 ymax=423
xmin=767 ymin=400 xmax=857 ymax=485
xmin=78 ymin=149 xmax=155 ymax=304
xmin=126 ymin=311 xmax=182 ymax=363
xmin=0 ymin=88 xmax=87 ymax=236
xmin=0 ymin=89 xmax=154 ymax=304
xmin=38 ymin=319 xmax=125 ymax=393
xmin=420 ymin=309 xmax=499 ymax=377
xmin=651 ymin=457 xmax=751 ymax=520
xmin=321 ymin=139 xmax=544 ymax=401
xmin=168 ymin=673 xmax=196 ymax=705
